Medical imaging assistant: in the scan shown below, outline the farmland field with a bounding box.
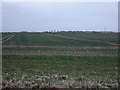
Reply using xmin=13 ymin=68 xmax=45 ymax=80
xmin=1 ymin=32 xmax=119 ymax=89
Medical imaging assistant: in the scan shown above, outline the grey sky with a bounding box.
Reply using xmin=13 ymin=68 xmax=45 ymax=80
xmin=2 ymin=2 xmax=118 ymax=32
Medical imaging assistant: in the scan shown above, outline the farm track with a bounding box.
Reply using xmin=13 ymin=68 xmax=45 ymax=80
xmin=2 ymin=34 xmax=15 ymax=43
xmin=2 ymin=50 xmax=117 ymax=56
xmin=45 ymin=33 xmax=118 ymax=46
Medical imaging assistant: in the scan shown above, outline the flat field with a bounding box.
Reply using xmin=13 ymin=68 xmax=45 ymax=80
xmin=2 ymin=32 xmax=119 ymax=89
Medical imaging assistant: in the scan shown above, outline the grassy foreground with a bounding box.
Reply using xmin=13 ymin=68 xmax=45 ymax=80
xmin=2 ymin=55 xmax=118 ymax=88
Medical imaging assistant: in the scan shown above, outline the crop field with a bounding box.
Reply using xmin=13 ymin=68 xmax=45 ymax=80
xmin=1 ymin=32 xmax=119 ymax=89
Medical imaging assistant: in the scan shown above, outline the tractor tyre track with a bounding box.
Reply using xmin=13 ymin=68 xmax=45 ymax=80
xmin=2 ymin=34 xmax=15 ymax=43
xmin=44 ymin=33 xmax=118 ymax=46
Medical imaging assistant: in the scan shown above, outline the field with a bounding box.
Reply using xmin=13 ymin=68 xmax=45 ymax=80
xmin=1 ymin=32 xmax=119 ymax=89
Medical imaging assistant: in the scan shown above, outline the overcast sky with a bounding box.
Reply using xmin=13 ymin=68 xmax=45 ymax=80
xmin=2 ymin=2 xmax=118 ymax=32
